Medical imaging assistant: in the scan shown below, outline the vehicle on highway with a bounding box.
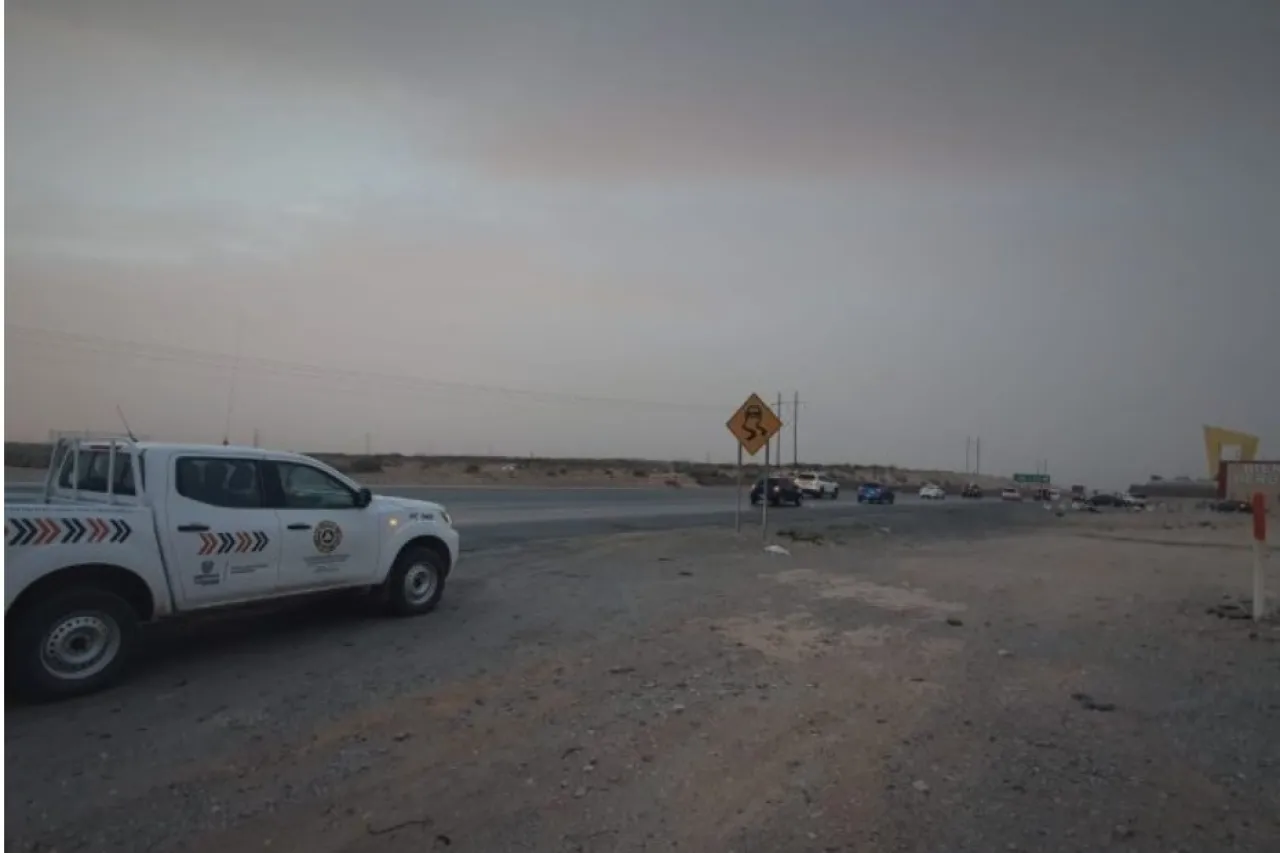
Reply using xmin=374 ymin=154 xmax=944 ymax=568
xmin=4 ymin=434 xmax=460 ymax=701
xmin=750 ymin=476 xmax=804 ymax=507
xmin=793 ymin=472 xmax=840 ymax=499
xmin=918 ymin=483 xmax=946 ymax=500
xmin=1000 ymin=486 xmax=1023 ymax=502
xmin=856 ymin=482 xmax=895 ymax=505
xmin=1118 ymin=492 xmax=1147 ymax=509
xmin=961 ymin=483 xmax=983 ymax=499
xmin=1086 ymin=492 xmax=1121 ymax=508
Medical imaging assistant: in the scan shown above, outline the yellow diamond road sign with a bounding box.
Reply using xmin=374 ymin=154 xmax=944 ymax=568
xmin=727 ymin=393 xmax=782 ymax=457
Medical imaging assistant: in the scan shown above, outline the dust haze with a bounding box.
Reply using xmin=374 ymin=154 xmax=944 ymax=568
xmin=6 ymin=0 xmax=1279 ymax=487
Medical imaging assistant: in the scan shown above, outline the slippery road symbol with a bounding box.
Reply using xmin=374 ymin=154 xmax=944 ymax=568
xmin=741 ymin=404 xmax=764 ymax=441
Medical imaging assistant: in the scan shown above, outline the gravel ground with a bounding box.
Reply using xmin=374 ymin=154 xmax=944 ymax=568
xmin=6 ymin=508 xmax=1279 ymax=853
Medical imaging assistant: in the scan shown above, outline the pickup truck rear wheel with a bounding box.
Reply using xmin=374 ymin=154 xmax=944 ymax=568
xmin=384 ymin=545 xmax=447 ymax=616
xmin=9 ymin=587 xmax=138 ymax=701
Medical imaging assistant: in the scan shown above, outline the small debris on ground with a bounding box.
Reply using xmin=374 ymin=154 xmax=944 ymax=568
xmin=776 ymin=529 xmax=825 ymax=544
xmin=1206 ymin=601 xmax=1252 ymax=620
xmin=1071 ymin=692 xmax=1117 ymax=713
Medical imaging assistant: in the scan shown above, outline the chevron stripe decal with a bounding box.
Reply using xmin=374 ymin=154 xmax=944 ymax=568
xmin=5 ymin=516 xmax=134 ymax=548
xmin=193 ymin=529 xmax=270 ymax=554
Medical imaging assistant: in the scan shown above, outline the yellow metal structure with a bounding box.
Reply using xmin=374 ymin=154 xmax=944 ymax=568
xmin=1203 ymin=425 xmax=1260 ymax=478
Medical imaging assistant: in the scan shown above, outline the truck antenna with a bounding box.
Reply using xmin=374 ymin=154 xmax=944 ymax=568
xmin=222 ymin=311 xmax=246 ymax=446
xmin=116 ymin=405 xmax=139 ymax=442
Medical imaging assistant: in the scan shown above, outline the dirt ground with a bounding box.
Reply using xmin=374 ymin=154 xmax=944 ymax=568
xmin=320 ymin=461 xmax=1018 ymax=493
xmin=7 ymin=455 xmax=1019 ymax=493
xmin=6 ymin=511 xmax=1279 ymax=853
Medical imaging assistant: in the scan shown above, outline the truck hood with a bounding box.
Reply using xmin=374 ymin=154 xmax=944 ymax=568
xmin=370 ymin=494 xmax=450 ymax=518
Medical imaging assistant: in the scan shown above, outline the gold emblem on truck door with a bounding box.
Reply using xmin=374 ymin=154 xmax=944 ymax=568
xmin=313 ymin=520 xmax=343 ymax=554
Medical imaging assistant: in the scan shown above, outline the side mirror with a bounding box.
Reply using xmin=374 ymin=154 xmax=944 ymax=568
xmin=356 ymin=487 xmax=373 ymax=509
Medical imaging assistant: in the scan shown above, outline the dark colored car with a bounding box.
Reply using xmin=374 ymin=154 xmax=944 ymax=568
xmin=961 ymin=483 xmax=983 ymax=499
xmin=751 ymin=477 xmax=803 ymax=507
xmin=1086 ymin=493 xmax=1120 ymax=508
xmin=856 ymin=482 xmax=895 ymax=504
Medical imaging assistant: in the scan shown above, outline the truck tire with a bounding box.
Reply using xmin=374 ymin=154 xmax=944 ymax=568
xmin=8 ymin=587 xmax=139 ymax=702
xmin=383 ymin=544 xmax=447 ymax=617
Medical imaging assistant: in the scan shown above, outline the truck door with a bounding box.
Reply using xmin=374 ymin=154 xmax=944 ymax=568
xmin=164 ymin=456 xmax=282 ymax=606
xmin=267 ymin=460 xmax=381 ymax=591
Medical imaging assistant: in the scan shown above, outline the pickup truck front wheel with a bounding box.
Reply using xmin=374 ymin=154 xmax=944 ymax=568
xmin=384 ymin=545 xmax=447 ymax=616
xmin=9 ymin=588 xmax=138 ymax=702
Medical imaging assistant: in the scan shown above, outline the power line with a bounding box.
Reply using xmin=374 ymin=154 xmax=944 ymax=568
xmin=9 ymin=325 xmax=780 ymax=414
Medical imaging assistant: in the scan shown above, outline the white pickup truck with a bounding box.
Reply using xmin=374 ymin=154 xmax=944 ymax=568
xmin=4 ymin=435 xmax=460 ymax=701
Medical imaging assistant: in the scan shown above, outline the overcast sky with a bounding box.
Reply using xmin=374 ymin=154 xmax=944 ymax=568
xmin=6 ymin=0 xmax=1279 ymax=485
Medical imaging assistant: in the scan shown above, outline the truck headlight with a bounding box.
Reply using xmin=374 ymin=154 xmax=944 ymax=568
xmin=440 ymin=509 xmax=452 ymax=526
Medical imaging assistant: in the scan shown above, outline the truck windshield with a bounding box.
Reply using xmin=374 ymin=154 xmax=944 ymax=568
xmin=56 ymin=449 xmax=144 ymax=495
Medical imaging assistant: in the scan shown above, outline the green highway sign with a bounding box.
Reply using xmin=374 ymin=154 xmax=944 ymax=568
xmin=1013 ymin=473 xmax=1050 ymax=484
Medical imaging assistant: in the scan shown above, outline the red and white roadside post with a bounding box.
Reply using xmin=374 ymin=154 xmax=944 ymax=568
xmin=1252 ymin=493 xmax=1268 ymax=621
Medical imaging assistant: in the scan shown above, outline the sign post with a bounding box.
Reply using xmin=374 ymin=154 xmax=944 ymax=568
xmin=1252 ymin=492 xmax=1267 ymax=621
xmin=734 ymin=444 xmax=743 ymax=533
xmin=762 ymin=441 xmax=770 ymax=537
xmin=725 ymin=393 xmax=784 ymax=538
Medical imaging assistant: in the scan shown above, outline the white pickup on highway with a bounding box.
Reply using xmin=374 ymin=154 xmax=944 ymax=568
xmin=4 ymin=434 xmax=459 ymax=701
xmin=793 ymin=472 xmax=840 ymax=499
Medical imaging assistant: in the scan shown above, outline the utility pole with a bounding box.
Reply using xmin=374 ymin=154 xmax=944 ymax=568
xmin=776 ymin=392 xmax=785 ymax=472
xmin=792 ymin=390 xmax=799 ymax=469
xmin=966 ymin=437 xmax=972 ymax=474
xmin=975 ymin=437 xmax=981 ymax=476
xmin=364 ymin=432 xmax=372 ymax=455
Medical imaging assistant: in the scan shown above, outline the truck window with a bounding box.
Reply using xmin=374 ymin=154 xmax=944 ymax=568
xmin=274 ymin=462 xmax=358 ymax=510
xmin=57 ymin=450 xmax=142 ymax=495
xmin=175 ymin=457 xmax=265 ymax=508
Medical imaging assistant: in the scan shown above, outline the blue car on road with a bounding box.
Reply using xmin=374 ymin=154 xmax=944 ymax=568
xmin=856 ymin=482 xmax=895 ymax=505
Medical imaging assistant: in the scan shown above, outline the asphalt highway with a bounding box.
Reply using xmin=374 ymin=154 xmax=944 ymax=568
xmin=5 ymin=479 xmax=1026 ymax=551
xmin=369 ymin=485 xmax=1022 ymax=550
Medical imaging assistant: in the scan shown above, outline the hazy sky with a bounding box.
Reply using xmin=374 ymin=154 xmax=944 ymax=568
xmin=6 ymin=0 xmax=1279 ymax=485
